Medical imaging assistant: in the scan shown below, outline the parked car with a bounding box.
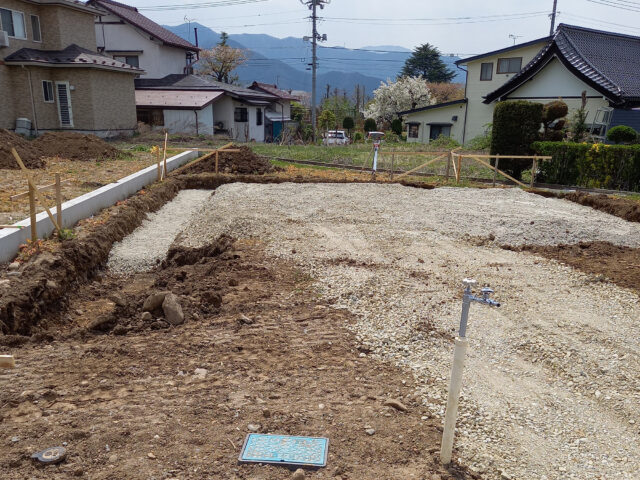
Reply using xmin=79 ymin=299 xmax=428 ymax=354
xmin=323 ymin=130 xmax=350 ymax=145
xmin=366 ymin=131 xmax=385 ymax=142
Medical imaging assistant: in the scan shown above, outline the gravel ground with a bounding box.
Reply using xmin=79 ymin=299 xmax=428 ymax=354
xmin=107 ymin=189 xmax=212 ymax=274
xmin=177 ymin=183 xmax=640 ymax=480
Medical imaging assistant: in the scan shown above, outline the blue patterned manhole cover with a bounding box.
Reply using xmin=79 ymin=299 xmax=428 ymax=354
xmin=239 ymin=434 xmax=329 ymax=467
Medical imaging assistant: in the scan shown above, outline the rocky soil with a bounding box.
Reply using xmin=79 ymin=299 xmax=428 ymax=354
xmin=178 ymin=183 xmax=640 ymax=480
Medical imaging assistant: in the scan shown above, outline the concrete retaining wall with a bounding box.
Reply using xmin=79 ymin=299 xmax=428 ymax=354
xmin=0 ymin=150 xmax=198 ymax=264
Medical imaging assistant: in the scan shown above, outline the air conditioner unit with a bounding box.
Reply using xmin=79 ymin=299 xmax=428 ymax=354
xmin=0 ymin=31 xmax=9 ymax=48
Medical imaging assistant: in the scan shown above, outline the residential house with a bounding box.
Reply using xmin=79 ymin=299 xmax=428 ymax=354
xmin=135 ymin=74 xmax=279 ymax=142
xmin=402 ymin=24 xmax=640 ymax=145
xmin=88 ymin=0 xmax=198 ymax=78
xmin=248 ymin=82 xmax=299 ymax=141
xmin=0 ymin=0 xmax=142 ymax=136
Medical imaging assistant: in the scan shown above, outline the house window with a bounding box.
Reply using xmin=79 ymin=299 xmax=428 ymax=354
xmin=408 ymin=124 xmax=419 ymax=138
xmin=30 ymin=15 xmax=41 ymax=42
xmin=480 ymin=62 xmax=493 ymax=81
xmin=429 ymin=124 xmax=452 ymax=141
xmin=0 ymin=8 xmax=26 ymax=39
xmin=497 ymin=57 xmax=522 ymax=74
xmin=42 ymin=80 xmax=54 ymax=103
xmin=114 ymin=55 xmax=139 ymax=68
xmin=256 ymin=108 xmax=263 ymax=126
xmin=234 ymin=107 xmax=248 ymax=123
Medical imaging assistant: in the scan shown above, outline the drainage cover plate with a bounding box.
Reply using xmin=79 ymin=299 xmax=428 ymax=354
xmin=238 ymin=434 xmax=329 ymax=467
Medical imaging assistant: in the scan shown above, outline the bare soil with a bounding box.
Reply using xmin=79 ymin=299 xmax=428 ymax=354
xmin=0 ymin=129 xmax=45 ymax=169
xmin=506 ymin=241 xmax=640 ymax=296
xmin=182 ymin=146 xmax=276 ymax=175
xmin=565 ymin=191 xmax=640 ymax=223
xmin=32 ymin=132 xmax=121 ymax=161
xmin=0 ymin=237 xmax=476 ymax=480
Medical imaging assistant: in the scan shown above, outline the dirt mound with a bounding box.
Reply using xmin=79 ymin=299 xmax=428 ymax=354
xmin=566 ymin=191 xmax=640 ymax=223
xmin=184 ymin=146 xmax=275 ymax=175
xmin=0 ymin=129 xmax=46 ymax=169
xmin=33 ymin=131 xmax=121 ymax=160
xmin=505 ymin=241 xmax=640 ymax=296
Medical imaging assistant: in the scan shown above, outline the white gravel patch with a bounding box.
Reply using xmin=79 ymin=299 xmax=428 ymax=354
xmin=107 ymin=189 xmax=212 ymax=274
xmin=177 ymin=183 xmax=640 ymax=480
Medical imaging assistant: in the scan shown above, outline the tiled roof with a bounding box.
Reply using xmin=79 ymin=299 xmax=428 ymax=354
xmin=135 ymin=90 xmax=223 ymax=109
xmin=4 ymin=44 xmax=142 ymax=72
xmin=484 ymin=24 xmax=640 ymax=106
xmin=136 ymin=74 xmax=278 ymax=105
xmin=249 ymin=82 xmax=299 ymax=100
xmin=90 ymin=0 xmax=198 ymax=51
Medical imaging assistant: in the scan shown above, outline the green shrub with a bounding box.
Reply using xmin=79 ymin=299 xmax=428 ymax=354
xmin=429 ymin=135 xmax=460 ymax=149
xmin=364 ymin=118 xmax=377 ymax=133
xmin=353 ymin=131 xmax=364 ymax=142
xmin=343 ymin=116 xmax=355 ymax=131
xmin=532 ymin=141 xmax=640 ymax=190
xmin=391 ymin=118 xmax=403 ymax=135
xmin=607 ymin=125 xmax=638 ymax=144
xmin=491 ymin=100 xmax=544 ymax=179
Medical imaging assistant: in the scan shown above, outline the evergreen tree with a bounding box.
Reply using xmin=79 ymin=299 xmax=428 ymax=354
xmin=401 ymin=44 xmax=455 ymax=83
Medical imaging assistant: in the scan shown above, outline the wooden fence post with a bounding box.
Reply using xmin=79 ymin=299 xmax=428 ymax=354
xmin=162 ymin=132 xmax=168 ymax=179
xmin=28 ymin=184 xmax=37 ymax=242
xmin=492 ymin=155 xmax=500 ymax=187
xmin=215 ymin=150 xmax=220 ymax=174
xmin=390 ymin=154 xmax=395 ymax=180
xmin=445 ymin=151 xmax=451 ymax=181
xmin=456 ymin=154 xmax=462 ymax=183
xmin=55 ymin=173 xmax=62 ymax=228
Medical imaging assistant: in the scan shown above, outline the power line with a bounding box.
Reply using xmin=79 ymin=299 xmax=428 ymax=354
xmin=316 ymin=12 xmax=550 ymax=27
xmin=583 ymin=0 xmax=640 ymax=12
xmin=138 ymin=0 xmax=269 ymax=12
xmin=322 ymin=11 xmax=550 ymax=22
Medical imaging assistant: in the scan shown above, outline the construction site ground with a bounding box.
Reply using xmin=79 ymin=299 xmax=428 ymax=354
xmin=1 ymin=153 xmax=640 ymax=479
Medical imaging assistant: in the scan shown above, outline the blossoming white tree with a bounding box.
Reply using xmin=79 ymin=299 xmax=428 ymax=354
xmin=365 ymin=76 xmax=434 ymax=124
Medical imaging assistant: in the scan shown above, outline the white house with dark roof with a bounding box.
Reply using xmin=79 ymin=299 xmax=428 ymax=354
xmin=87 ymin=0 xmax=198 ymax=78
xmin=401 ymin=24 xmax=640 ymax=144
xmin=135 ymin=74 xmax=280 ymax=141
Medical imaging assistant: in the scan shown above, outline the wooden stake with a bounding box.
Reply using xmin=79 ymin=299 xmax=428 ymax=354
xmin=11 ymin=148 xmax=61 ymax=233
xmin=390 ymin=154 xmax=395 ymax=181
xmin=492 ymin=155 xmax=500 ymax=187
xmin=215 ymin=151 xmax=219 ymax=175
xmin=445 ymin=151 xmax=451 ymax=181
xmin=28 ymin=183 xmax=37 ymax=242
xmin=11 ymin=179 xmax=71 ymax=201
xmin=0 ymin=355 xmax=15 ymax=369
xmin=530 ymin=156 xmax=538 ymax=188
xmin=162 ymin=132 xmax=168 ymax=180
xmin=0 ymin=225 xmax=24 ymax=229
xmin=55 ymin=173 xmax=62 ymax=228
xmin=456 ymin=154 xmax=462 ymax=183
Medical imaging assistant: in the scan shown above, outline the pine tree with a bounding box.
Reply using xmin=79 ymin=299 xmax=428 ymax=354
xmin=401 ymin=44 xmax=455 ymax=83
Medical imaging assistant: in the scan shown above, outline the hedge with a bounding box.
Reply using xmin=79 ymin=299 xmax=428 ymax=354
xmin=532 ymin=141 xmax=640 ymax=191
xmin=491 ymin=101 xmax=544 ymax=179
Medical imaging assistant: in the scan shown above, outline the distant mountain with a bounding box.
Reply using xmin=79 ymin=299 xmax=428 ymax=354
xmin=164 ymin=23 xmax=465 ymax=98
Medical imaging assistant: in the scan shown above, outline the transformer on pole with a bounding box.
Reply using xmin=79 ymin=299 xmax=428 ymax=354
xmin=301 ymin=0 xmax=330 ymax=143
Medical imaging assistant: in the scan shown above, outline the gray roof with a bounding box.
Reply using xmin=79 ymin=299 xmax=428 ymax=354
xmin=135 ymin=75 xmax=277 ymax=105
xmin=4 ymin=44 xmax=142 ymax=73
xmin=484 ymin=24 xmax=640 ymax=106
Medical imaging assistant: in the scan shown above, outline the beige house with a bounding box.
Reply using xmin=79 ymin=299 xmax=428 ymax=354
xmin=401 ymin=37 xmax=548 ymax=144
xmin=0 ymin=0 xmax=142 ymax=137
xmin=403 ymin=24 xmax=640 ymax=144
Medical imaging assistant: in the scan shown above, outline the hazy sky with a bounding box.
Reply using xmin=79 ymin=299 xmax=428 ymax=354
xmin=135 ymin=0 xmax=640 ymax=57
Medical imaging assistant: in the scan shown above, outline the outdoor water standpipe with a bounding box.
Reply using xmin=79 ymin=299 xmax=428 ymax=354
xmin=440 ymin=279 xmax=500 ymax=465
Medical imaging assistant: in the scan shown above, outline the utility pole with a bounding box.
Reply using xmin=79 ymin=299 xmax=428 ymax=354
xmin=550 ymin=0 xmax=558 ymax=35
xmin=302 ymin=0 xmax=330 ymax=142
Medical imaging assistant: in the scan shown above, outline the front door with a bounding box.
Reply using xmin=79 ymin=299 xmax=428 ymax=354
xmin=55 ymin=82 xmax=73 ymax=127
